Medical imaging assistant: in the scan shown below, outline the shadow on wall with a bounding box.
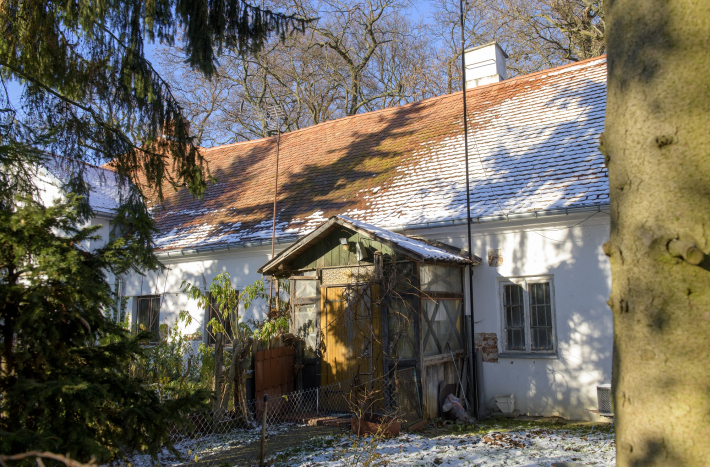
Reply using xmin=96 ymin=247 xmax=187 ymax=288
xmin=471 ymin=217 xmax=612 ymax=418
xmin=124 ymin=257 xmax=272 ymax=336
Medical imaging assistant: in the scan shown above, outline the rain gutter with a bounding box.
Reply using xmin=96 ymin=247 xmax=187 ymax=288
xmin=154 ymin=203 xmax=609 ymax=259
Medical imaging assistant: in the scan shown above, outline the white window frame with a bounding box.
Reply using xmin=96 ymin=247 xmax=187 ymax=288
xmin=498 ymin=275 xmax=557 ymax=355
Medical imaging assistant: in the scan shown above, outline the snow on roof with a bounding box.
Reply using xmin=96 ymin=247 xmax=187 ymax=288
xmin=44 ymin=156 xmax=124 ymax=214
xmin=259 ymin=215 xmax=472 ymax=274
xmin=336 ymin=215 xmax=470 ymax=263
xmin=150 ymin=56 xmax=608 ymax=252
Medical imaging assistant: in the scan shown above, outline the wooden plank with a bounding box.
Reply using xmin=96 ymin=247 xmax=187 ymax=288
xmin=307 ymin=246 xmax=316 ymax=269
xmin=352 ymin=286 xmax=365 ymax=383
xmin=340 ymin=230 xmax=349 ymax=266
xmin=255 ymin=350 xmax=265 ymax=392
xmin=372 ymin=284 xmax=383 ymax=381
xmin=316 ymin=240 xmax=324 ymax=268
xmin=416 ymin=263 xmax=426 ymax=415
xmin=320 ymin=287 xmax=329 ymax=386
xmin=213 ymin=333 xmax=224 ymax=412
xmin=328 ymin=235 xmax=336 ymax=266
xmin=424 ymin=365 xmax=441 ymax=419
xmin=423 ymin=350 xmax=466 ymax=366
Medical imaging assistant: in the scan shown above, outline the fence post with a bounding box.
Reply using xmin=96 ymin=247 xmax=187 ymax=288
xmin=295 ymin=339 xmax=303 ymax=391
xmin=259 ymin=394 xmax=268 ymax=467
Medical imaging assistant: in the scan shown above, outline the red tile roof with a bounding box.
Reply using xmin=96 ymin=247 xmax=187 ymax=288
xmin=152 ymin=56 xmax=608 ymax=252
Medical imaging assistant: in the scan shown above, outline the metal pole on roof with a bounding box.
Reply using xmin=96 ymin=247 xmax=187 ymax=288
xmin=460 ymin=0 xmax=480 ymax=420
xmin=267 ymin=106 xmax=284 ymax=308
xmin=236 ymin=101 xmax=284 ymax=308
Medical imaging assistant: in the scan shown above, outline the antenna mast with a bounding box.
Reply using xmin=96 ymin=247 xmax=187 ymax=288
xmin=264 ymin=105 xmax=285 ymax=310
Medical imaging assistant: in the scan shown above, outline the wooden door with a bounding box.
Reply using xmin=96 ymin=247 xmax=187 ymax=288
xmin=320 ymin=286 xmax=349 ymax=386
xmin=320 ymin=285 xmax=383 ymax=387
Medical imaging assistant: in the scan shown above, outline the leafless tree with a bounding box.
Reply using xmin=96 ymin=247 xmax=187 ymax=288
xmin=158 ymin=0 xmax=424 ymax=145
xmin=158 ymin=0 xmax=605 ymax=146
xmin=490 ymin=0 xmax=605 ymax=74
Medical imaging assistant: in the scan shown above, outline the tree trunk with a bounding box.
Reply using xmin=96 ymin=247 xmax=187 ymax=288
xmin=604 ymin=1 xmax=710 ymax=465
xmin=212 ymin=333 xmax=224 ymax=430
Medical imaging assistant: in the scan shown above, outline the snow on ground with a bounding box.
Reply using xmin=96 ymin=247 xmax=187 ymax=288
xmin=127 ymin=424 xmax=292 ymax=467
xmin=275 ymin=424 xmax=616 ymax=467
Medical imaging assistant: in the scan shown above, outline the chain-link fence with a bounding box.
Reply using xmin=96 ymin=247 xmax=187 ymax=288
xmin=129 ymin=367 xmax=421 ymax=467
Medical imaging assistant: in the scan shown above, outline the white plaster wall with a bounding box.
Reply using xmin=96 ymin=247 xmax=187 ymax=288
xmin=411 ymin=212 xmax=613 ymax=420
xmin=89 ymin=216 xmax=113 ymax=250
xmin=35 ymin=167 xmax=114 ymax=250
xmin=123 ymin=245 xmax=288 ymax=337
xmin=121 ymin=211 xmax=612 ymax=420
xmin=35 ymin=167 xmax=120 ymax=311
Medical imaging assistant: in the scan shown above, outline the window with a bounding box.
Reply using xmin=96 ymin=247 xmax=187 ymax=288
xmin=420 ymin=265 xmax=463 ymax=293
xmin=419 ymin=264 xmax=464 ymax=358
xmin=500 ymin=277 xmax=556 ymax=353
xmin=291 ymin=277 xmax=319 ymax=357
xmin=136 ymin=295 xmax=161 ymax=342
xmin=422 ymin=299 xmax=463 ymax=357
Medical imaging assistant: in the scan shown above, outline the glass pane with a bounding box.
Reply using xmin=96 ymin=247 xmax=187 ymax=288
xmin=420 ymin=265 xmax=463 ymax=293
xmin=529 ymin=282 xmax=553 ymax=351
xmin=441 ymin=300 xmax=463 ymax=353
xmin=295 ymin=280 xmax=318 ymax=299
xmin=422 ymin=299 xmax=462 ymax=357
xmin=422 ymin=300 xmax=438 ymax=357
xmin=387 ymin=300 xmax=416 ymax=358
xmin=507 ymin=328 xmax=525 ymax=350
xmin=392 ymin=261 xmax=416 ymax=292
xmin=503 ymin=284 xmax=526 ymax=351
xmin=137 ymin=298 xmax=149 ymax=328
xmin=295 ymin=304 xmax=318 ymax=357
xmin=150 ymin=297 xmax=161 ymax=339
xmin=137 ymin=297 xmax=159 ymax=341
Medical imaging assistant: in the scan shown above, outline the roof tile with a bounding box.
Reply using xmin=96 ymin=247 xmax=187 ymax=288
xmin=153 ymin=57 xmax=608 ymax=251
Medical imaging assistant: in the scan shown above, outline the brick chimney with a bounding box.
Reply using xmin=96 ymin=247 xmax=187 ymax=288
xmin=464 ymin=41 xmax=508 ymax=89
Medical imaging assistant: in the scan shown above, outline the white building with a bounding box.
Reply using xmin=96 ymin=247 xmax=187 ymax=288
xmin=37 ymin=156 xmax=126 ymax=320
xmin=120 ymin=46 xmax=611 ymax=420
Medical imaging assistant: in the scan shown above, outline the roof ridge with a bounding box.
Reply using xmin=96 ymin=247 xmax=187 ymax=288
xmin=201 ymin=55 xmax=607 ymax=154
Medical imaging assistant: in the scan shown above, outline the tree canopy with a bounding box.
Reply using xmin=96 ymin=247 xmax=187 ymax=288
xmin=0 ymin=195 xmax=208 ymax=462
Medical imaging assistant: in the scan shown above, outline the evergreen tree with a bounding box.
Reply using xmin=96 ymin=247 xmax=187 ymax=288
xmin=0 ymin=0 xmax=308 ymax=462
xmin=0 ymin=0 xmax=309 ymax=209
xmin=0 ymin=193 xmax=208 ymax=462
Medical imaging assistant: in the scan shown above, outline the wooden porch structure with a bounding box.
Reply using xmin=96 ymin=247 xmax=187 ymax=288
xmin=258 ymin=215 xmax=481 ymax=419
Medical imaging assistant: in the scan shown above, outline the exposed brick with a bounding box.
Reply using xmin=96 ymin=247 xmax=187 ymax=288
xmin=474 ymin=332 xmax=499 ymax=363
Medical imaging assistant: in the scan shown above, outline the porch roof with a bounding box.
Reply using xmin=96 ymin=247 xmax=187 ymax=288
xmin=258 ymin=215 xmax=479 ymax=275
